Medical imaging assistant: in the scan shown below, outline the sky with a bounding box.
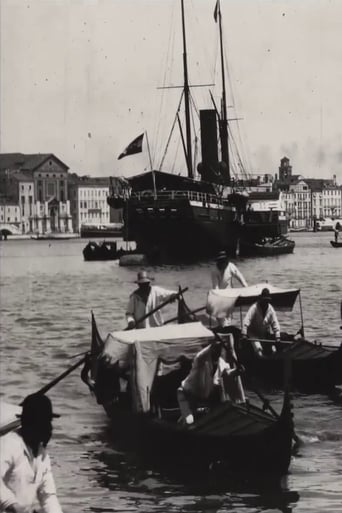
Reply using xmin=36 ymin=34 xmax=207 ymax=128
xmin=1 ymin=0 xmax=342 ymax=182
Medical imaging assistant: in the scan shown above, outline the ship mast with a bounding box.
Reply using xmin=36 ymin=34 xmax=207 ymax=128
xmin=181 ymin=0 xmax=193 ymax=179
xmin=217 ymin=0 xmax=230 ymax=183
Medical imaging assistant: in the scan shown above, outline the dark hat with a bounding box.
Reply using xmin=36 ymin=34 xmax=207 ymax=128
xmin=135 ymin=270 xmax=154 ymax=284
xmin=17 ymin=393 xmax=60 ymax=420
xmin=259 ymin=287 xmax=272 ymax=300
xmin=216 ymin=251 xmax=228 ymax=262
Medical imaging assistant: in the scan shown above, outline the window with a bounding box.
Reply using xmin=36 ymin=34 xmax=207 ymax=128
xmin=47 ymin=182 xmax=55 ymax=197
xmin=84 ymin=201 xmax=87 ymax=208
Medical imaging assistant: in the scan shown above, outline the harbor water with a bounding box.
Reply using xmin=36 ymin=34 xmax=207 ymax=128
xmin=0 ymin=232 xmax=341 ymax=513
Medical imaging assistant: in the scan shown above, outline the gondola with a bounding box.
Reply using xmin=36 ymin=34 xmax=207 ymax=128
xmin=203 ymin=283 xmax=342 ymax=393
xmin=239 ymin=237 xmax=295 ymax=257
xmin=330 ymin=240 xmax=342 ymax=248
xmin=81 ymin=314 xmax=295 ymax=475
xmin=82 ymin=240 xmax=136 ymax=261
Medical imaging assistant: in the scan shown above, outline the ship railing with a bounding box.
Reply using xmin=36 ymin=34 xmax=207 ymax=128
xmin=130 ymin=189 xmax=224 ymax=205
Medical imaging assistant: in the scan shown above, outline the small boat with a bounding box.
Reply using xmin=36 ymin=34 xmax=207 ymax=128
xmin=31 ymin=233 xmax=79 ymax=241
xmin=82 ymin=241 xmax=136 ymax=261
xmin=81 ymin=315 xmax=295 ymax=475
xmin=239 ymin=237 xmax=295 ymax=257
xmin=204 ymin=283 xmax=342 ymax=393
xmin=330 ymin=240 xmax=342 ymax=248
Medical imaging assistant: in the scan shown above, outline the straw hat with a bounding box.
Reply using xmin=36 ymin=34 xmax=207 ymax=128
xmin=260 ymin=287 xmax=272 ymax=300
xmin=216 ymin=251 xmax=228 ymax=262
xmin=135 ymin=270 xmax=154 ymax=284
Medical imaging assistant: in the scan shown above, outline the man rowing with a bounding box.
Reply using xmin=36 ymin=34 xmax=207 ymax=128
xmin=177 ymin=336 xmax=246 ymax=425
xmin=126 ymin=270 xmax=178 ymax=329
xmin=211 ymin=251 xmax=248 ymax=328
xmin=241 ymin=287 xmax=281 ymax=356
xmin=0 ymin=393 xmax=63 ymax=513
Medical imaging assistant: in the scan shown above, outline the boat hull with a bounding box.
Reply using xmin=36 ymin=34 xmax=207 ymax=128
xmin=235 ymin=339 xmax=342 ymax=393
xmin=122 ymin=198 xmax=240 ymax=261
xmin=102 ymin=395 xmax=293 ymax=475
xmin=239 ymin=239 xmax=295 ymax=257
xmin=330 ymin=241 xmax=342 ymax=248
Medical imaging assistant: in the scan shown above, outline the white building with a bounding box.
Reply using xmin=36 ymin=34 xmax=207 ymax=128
xmin=69 ymin=177 xmax=111 ymax=233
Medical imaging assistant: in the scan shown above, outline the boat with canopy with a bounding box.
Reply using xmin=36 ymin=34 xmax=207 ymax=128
xmin=198 ymin=283 xmax=342 ymax=392
xmin=81 ymin=314 xmax=295 ymax=475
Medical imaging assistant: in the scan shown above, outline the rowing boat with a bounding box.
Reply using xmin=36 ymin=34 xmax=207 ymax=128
xmin=81 ymin=314 xmax=295 ymax=475
xmin=202 ymin=283 xmax=342 ymax=393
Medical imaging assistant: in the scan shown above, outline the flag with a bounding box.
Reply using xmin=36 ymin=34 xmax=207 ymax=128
xmin=214 ymin=0 xmax=219 ymax=22
xmin=118 ymin=133 xmax=144 ymax=160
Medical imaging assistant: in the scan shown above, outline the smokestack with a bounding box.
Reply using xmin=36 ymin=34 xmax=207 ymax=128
xmin=197 ymin=109 xmax=220 ymax=183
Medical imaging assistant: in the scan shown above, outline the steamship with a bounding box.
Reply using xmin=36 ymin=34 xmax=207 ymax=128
xmin=107 ymin=1 xmax=287 ymax=263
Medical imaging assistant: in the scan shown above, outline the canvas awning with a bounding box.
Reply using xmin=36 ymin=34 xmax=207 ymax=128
xmin=101 ymin=322 xmax=215 ymax=412
xmin=207 ymin=282 xmax=300 ymax=320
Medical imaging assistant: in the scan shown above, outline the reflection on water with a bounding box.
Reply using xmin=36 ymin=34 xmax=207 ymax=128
xmin=1 ymin=233 xmax=342 ymax=512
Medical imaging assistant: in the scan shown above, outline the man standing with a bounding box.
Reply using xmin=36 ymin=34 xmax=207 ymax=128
xmin=211 ymin=251 xmax=248 ymax=328
xmin=126 ymin=270 xmax=177 ymax=329
xmin=211 ymin=251 xmax=248 ymax=290
xmin=0 ymin=393 xmax=63 ymax=513
xmin=241 ymin=287 xmax=281 ymax=355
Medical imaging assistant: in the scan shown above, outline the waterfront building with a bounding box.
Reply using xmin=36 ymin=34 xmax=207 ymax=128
xmin=274 ymin=157 xmax=341 ymax=229
xmin=0 ymin=153 xmax=73 ymax=234
xmin=68 ymin=176 xmax=121 ymax=233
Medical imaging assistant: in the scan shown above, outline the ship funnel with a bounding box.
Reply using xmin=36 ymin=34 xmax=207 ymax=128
xmin=197 ymin=109 xmax=223 ymax=184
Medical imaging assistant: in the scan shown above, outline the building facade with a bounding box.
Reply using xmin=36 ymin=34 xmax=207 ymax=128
xmin=0 ymin=153 xmax=73 ymax=234
xmin=68 ymin=176 xmax=114 ymax=233
xmin=274 ymin=157 xmax=342 ymax=229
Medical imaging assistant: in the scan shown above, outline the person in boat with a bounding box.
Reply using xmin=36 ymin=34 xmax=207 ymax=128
xmin=126 ymin=270 xmax=178 ymax=329
xmin=211 ymin=251 xmax=248 ymax=328
xmin=334 ymin=222 xmax=341 ymax=243
xmin=0 ymin=393 xmax=63 ymax=513
xmin=177 ymin=335 xmax=245 ymax=425
xmin=241 ymin=287 xmax=281 ymax=356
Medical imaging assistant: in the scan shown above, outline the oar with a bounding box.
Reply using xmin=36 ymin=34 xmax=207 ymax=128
xmin=213 ymin=332 xmax=301 ymax=444
xmin=243 ymin=336 xmax=339 ymax=350
xmin=0 ymin=356 xmax=88 ymax=437
xmin=81 ymin=287 xmax=189 ymax=390
xmin=164 ymin=305 xmax=206 ymax=325
xmin=125 ymin=287 xmax=188 ymax=329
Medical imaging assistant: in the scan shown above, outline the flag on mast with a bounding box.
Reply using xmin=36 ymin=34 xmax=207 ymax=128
xmin=118 ymin=133 xmax=144 ymax=160
xmin=214 ymin=0 xmax=220 ymax=23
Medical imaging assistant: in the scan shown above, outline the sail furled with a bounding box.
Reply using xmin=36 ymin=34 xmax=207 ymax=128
xmin=118 ymin=133 xmax=144 ymax=160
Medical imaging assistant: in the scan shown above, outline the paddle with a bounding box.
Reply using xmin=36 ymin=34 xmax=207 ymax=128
xmin=0 ymin=356 xmax=88 ymax=437
xmin=212 ymin=331 xmax=301 ymax=444
xmin=125 ymin=287 xmax=188 ymax=329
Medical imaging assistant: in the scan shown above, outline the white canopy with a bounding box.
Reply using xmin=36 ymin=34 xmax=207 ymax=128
xmin=100 ymin=322 xmax=215 ymax=412
xmin=207 ymin=282 xmax=300 ymax=319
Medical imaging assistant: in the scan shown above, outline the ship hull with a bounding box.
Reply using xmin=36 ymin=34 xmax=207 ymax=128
xmin=121 ymin=198 xmax=239 ymax=262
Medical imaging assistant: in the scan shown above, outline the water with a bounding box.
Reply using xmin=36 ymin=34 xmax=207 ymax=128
xmin=0 ymin=232 xmax=341 ymax=513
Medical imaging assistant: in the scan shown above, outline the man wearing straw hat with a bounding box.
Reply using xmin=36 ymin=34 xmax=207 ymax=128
xmin=126 ymin=270 xmax=178 ymax=329
xmin=0 ymin=393 xmax=63 ymax=513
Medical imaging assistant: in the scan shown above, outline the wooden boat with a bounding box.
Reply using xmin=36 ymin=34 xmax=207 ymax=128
xmin=239 ymin=237 xmax=295 ymax=257
xmin=82 ymin=240 xmax=136 ymax=261
xmin=204 ymin=283 xmax=342 ymax=393
xmin=81 ymin=315 xmax=295 ymax=475
xmin=330 ymin=240 xmax=342 ymax=248
xmin=31 ymin=233 xmax=79 ymax=241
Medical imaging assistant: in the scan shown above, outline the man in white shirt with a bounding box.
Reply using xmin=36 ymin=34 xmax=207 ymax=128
xmin=211 ymin=251 xmax=248 ymax=327
xmin=126 ymin=270 xmax=177 ymax=329
xmin=241 ymin=287 xmax=281 ymax=355
xmin=0 ymin=393 xmax=63 ymax=513
xmin=177 ymin=337 xmax=245 ymax=425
